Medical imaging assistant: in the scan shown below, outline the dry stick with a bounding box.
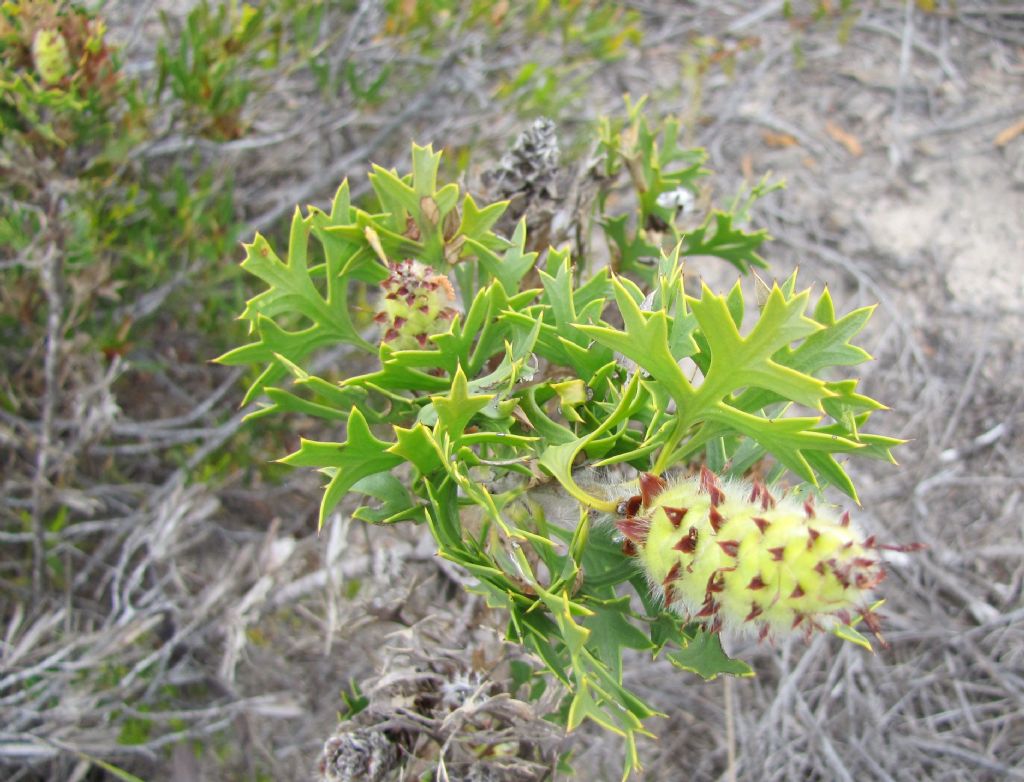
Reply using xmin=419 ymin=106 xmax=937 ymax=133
xmin=889 ymin=0 xmax=916 ymax=171
xmin=793 ymin=691 xmax=855 ymax=782
xmin=957 ymin=13 xmax=1024 ymax=46
xmin=725 ymin=0 xmax=785 ymax=34
xmin=30 ymin=235 xmax=62 ymax=600
xmin=856 ymin=16 xmax=962 ymax=83
xmin=244 ymin=55 xmax=456 ymax=234
xmin=936 ymin=328 xmax=990 ymax=452
xmin=908 ymin=103 xmax=1024 ymax=141
xmin=724 ymin=676 xmax=737 ymax=782
xmin=905 ymin=735 xmax=1024 ymax=779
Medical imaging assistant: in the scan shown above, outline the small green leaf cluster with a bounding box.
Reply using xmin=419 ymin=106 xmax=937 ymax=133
xmin=1 ymin=0 xmax=131 ymax=151
xmin=219 ymin=108 xmax=899 ymax=778
xmin=1 ymin=2 xmax=246 ymax=363
xmin=383 ymin=0 xmax=642 ymax=62
xmin=599 ymin=95 xmax=782 ymax=282
xmin=383 ymin=0 xmax=642 ymax=118
xmin=155 ymin=0 xmax=273 ymax=141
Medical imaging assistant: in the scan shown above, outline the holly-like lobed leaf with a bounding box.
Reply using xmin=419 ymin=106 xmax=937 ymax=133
xmin=280 ymin=407 xmax=403 ymax=528
xmin=682 ymin=210 xmax=770 ymax=274
xmin=431 ymin=366 xmax=494 ymax=441
xmin=666 ymin=629 xmax=755 ymax=680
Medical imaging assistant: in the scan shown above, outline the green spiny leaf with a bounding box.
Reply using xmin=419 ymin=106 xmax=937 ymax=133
xmin=666 ymin=629 xmax=754 ymax=680
xmin=280 ymin=407 xmax=403 ymax=528
xmin=682 ymin=210 xmax=770 ymax=274
xmin=431 ymin=366 xmax=494 ymax=441
xmin=576 ymin=276 xmax=694 ymax=408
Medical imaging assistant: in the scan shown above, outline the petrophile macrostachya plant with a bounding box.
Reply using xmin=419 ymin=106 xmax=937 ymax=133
xmin=217 ymin=114 xmax=919 ymax=779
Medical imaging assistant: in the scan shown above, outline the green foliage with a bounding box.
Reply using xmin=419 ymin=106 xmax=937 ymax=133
xmin=599 ymin=96 xmax=781 ymax=281
xmin=385 ymin=0 xmax=642 ymax=118
xmin=0 ymin=0 xmax=132 ymax=152
xmin=383 ymin=0 xmax=641 ymax=60
xmin=221 ymin=102 xmax=899 ymax=778
xmin=156 ymin=0 xmax=274 ymax=140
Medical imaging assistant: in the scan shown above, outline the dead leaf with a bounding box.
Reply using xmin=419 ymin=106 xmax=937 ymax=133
xmin=761 ymin=130 xmax=799 ymax=148
xmin=420 ymin=196 xmax=439 ymax=226
xmin=994 ymin=118 xmax=1024 ymax=148
xmin=825 ymin=120 xmax=863 ymax=157
xmin=741 ymin=153 xmax=754 ymax=181
xmin=490 ymin=0 xmax=509 ymax=25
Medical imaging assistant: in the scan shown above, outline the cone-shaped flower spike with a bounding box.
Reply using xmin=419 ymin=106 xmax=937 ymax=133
xmin=374 ymin=259 xmax=457 ymax=351
xmin=617 ymin=468 xmax=920 ymax=645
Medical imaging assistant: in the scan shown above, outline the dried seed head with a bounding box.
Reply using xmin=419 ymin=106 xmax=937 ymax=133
xmin=483 ymin=117 xmax=560 ymax=200
xmin=318 ymin=728 xmax=398 ymax=782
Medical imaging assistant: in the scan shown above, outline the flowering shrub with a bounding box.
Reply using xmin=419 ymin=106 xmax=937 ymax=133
xmin=219 ymin=103 xmax=915 ymax=778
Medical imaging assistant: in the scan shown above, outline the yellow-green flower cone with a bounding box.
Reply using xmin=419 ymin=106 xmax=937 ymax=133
xmin=617 ymin=468 xmax=902 ymax=644
xmin=374 ymin=259 xmax=457 ymax=351
xmin=32 ymin=29 xmax=71 ymax=86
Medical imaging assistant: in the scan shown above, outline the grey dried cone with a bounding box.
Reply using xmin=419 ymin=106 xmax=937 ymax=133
xmin=482 ymin=118 xmax=561 ymax=251
xmin=481 ymin=118 xmax=605 ymax=260
xmin=315 ymin=628 xmax=565 ymax=782
xmin=317 ymin=727 xmax=399 ymax=782
xmin=484 ymin=118 xmax=561 ymax=202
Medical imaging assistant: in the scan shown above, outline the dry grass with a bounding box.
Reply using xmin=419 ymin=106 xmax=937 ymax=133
xmin=2 ymin=1 xmax=1023 ymax=780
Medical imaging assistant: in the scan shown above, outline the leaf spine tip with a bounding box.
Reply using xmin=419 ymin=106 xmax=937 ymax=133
xmin=663 ymin=506 xmax=688 ymax=528
xmin=709 ymin=505 xmax=725 ymax=532
xmin=718 ymin=540 xmax=740 ymax=557
xmin=616 ymin=518 xmax=649 ymax=545
xmin=674 ymin=526 xmax=698 ymax=554
xmin=639 ymin=473 xmax=667 ymax=507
